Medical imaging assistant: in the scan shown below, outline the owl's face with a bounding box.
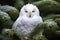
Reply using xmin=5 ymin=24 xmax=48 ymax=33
xmin=20 ymin=4 xmax=40 ymax=18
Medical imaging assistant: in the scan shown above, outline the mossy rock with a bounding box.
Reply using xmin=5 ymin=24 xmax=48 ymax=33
xmin=44 ymin=19 xmax=59 ymax=31
xmin=33 ymin=0 xmax=60 ymax=17
xmin=33 ymin=34 xmax=48 ymax=40
xmin=14 ymin=0 xmax=24 ymax=9
xmin=0 ymin=5 xmax=19 ymax=21
xmin=2 ymin=29 xmax=14 ymax=36
xmin=43 ymin=14 xmax=60 ymax=20
xmin=55 ymin=31 xmax=60 ymax=36
xmin=43 ymin=19 xmax=59 ymax=40
xmin=2 ymin=28 xmax=21 ymax=40
xmin=30 ymin=23 xmax=44 ymax=37
xmin=0 ymin=11 xmax=13 ymax=28
xmin=54 ymin=0 xmax=60 ymax=3
xmin=14 ymin=0 xmax=42 ymax=9
xmin=54 ymin=18 xmax=60 ymax=27
xmin=24 ymin=0 xmax=41 ymax=4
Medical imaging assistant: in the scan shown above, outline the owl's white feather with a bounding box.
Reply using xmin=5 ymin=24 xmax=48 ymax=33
xmin=12 ymin=4 xmax=43 ymax=39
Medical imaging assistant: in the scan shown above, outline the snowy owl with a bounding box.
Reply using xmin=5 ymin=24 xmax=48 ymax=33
xmin=12 ymin=4 xmax=43 ymax=39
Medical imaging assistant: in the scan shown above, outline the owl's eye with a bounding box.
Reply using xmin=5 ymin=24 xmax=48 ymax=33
xmin=25 ymin=10 xmax=28 ymax=13
xmin=32 ymin=10 xmax=35 ymax=13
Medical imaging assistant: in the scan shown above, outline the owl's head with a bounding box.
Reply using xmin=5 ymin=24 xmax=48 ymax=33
xmin=20 ymin=4 xmax=40 ymax=18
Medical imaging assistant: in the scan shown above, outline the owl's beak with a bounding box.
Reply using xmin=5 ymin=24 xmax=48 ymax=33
xmin=29 ymin=14 xmax=31 ymax=17
xmin=29 ymin=13 xmax=31 ymax=17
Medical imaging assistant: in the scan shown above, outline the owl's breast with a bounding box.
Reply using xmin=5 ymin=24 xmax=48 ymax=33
xmin=16 ymin=23 xmax=35 ymax=37
xmin=15 ymin=16 xmax=43 ymax=37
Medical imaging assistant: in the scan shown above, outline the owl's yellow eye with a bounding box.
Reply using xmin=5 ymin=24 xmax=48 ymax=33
xmin=32 ymin=10 xmax=35 ymax=13
xmin=25 ymin=10 xmax=28 ymax=13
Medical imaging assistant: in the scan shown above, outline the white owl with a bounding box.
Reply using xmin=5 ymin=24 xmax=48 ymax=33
xmin=12 ymin=4 xmax=43 ymax=39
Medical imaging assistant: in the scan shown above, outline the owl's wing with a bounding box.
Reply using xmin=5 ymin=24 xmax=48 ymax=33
xmin=12 ymin=17 xmax=21 ymax=29
xmin=12 ymin=17 xmax=31 ymax=37
xmin=30 ymin=16 xmax=43 ymax=37
xmin=12 ymin=17 xmax=24 ymax=36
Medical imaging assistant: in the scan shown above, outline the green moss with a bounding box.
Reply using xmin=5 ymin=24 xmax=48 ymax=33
xmin=24 ymin=0 xmax=41 ymax=4
xmin=44 ymin=19 xmax=59 ymax=31
xmin=55 ymin=31 xmax=60 ymax=36
xmin=2 ymin=29 xmax=14 ymax=36
xmin=43 ymin=14 xmax=60 ymax=20
xmin=14 ymin=0 xmax=24 ymax=9
xmin=33 ymin=34 xmax=48 ymax=40
xmin=54 ymin=0 xmax=60 ymax=3
xmin=33 ymin=0 xmax=60 ymax=17
xmin=54 ymin=18 xmax=60 ymax=27
xmin=43 ymin=19 xmax=59 ymax=40
xmin=30 ymin=23 xmax=44 ymax=37
xmin=0 ymin=5 xmax=19 ymax=21
xmin=0 ymin=11 xmax=13 ymax=28
xmin=55 ymin=18 xmax=60 ymax=24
